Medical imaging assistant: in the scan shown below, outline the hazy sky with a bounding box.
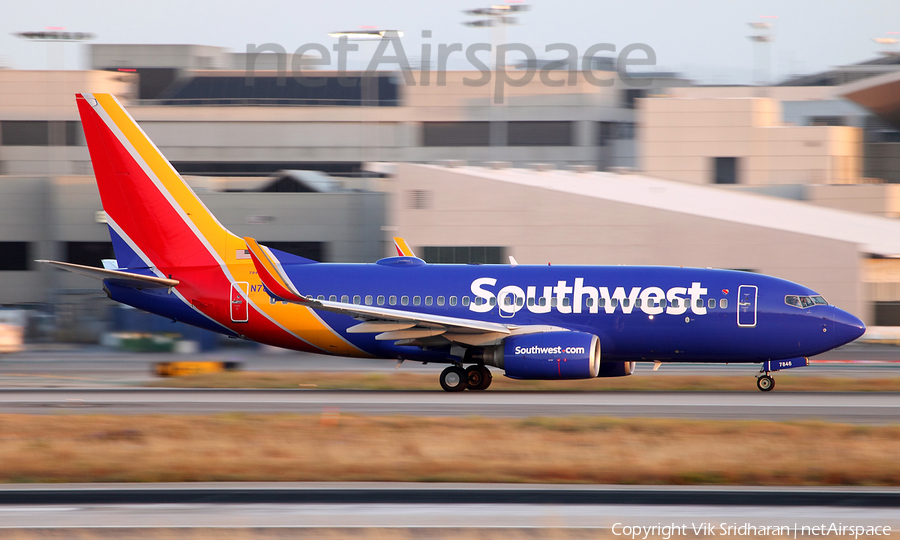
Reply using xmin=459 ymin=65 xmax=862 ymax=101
xmin=2 ymin=0 xmax=898 ymax=84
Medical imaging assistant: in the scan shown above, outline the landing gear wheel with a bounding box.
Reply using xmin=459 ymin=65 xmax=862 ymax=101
xmin=757 ymin=375 xmax=775 ymax=392
xmin=440 ymin=366 xmax=468 ymax=392
xmin=466 ymin=365 xmax=493 ymax=391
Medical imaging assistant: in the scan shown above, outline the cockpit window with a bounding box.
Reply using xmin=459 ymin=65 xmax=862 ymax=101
xmin=785 ymin=294 xmax=828 ymax=309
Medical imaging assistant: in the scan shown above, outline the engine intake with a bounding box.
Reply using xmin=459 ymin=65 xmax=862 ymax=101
xmin=475 ymin=332 xmax=601 ymax=380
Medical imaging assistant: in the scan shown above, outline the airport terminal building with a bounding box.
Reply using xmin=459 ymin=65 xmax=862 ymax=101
xmin=4 ymin=44 xmax=900 ymax=334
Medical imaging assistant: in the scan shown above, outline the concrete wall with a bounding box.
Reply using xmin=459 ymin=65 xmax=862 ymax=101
xmin=388 ymin=163 xmax=867 ymax=322
xmin=639 ymin=97 xmax=863 ymax=185
xmin=0 ymin=175 xmax=386 ymax=305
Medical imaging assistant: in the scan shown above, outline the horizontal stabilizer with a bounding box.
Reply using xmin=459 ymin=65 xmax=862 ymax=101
xmin=37 ymin=260 xmax=179 ymax=289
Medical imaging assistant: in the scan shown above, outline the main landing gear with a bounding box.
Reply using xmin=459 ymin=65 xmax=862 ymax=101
xmin=756 ymin=373 xmax=775 ymax=392
xmin=439 ymin=365 xmax=493 ymax=392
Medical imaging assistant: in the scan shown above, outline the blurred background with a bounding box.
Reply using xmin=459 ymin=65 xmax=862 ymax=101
xmin=2 ymin=0 xmax=900 ymax=355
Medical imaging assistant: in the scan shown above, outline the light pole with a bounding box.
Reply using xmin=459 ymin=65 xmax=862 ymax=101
xmin=747 ymin=17 xmax=775 ymax=86
xmin=462 ymin=2 xmax=530 ymax=161
xmin=462 ymin=2 xmax=530 ymax=71
xmin=14 ymin=29 xmax=95 ymax=70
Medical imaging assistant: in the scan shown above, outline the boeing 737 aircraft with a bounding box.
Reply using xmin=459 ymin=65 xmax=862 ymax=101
xmin=42 ymin=93 xmax=866 ymax=392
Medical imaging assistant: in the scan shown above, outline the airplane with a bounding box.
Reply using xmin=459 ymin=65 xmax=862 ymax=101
xmin=40 ymin=93 xmax=866 ymax=392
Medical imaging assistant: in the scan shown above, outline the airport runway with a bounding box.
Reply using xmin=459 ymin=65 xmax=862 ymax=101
xmin=0 ymin=388 xmax=898 ymax=422
xmin=0 ymin=484 xmax=898 ymax=529
xmin=1 ymin=343 xmax=899 ymax=388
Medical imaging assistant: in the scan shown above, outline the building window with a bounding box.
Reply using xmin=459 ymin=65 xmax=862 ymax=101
xmin=421 ymin=246 xmax=505 ymax=264
xmin=0 ymin=242 xmax=29 ymax=271
xmin=713 ymin=157 xmax=738 ymax=184
xmin=260 ymin=241 xmax=325 ymax=262
xmin=0 ymin=121 xmax=83 ymax=146
xmin=507 ymin=121 xmax=574 ymax=146
xmin=65 ymin=242 xmax=115 ymax=267
xmin=875 ymin=302 xmax=900 ymax=326
xmin=598 ymin=122 xmax=635 ymax=146
xmin=421 ymin=122 xmax=490 ymax=146
xmin=622 ymin=89 xmax=647 ymax=109
xmin=405 ymin=190 xmax=432 ymax=210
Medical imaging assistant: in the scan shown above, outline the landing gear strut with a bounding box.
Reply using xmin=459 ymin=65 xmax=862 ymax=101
xmin=440 ymin=366 xmax=468 ymax=392
xmin=756 ymin=373 xmax=775 ymax=392
xmin=466 ymin=365 xmax=492 ymax=391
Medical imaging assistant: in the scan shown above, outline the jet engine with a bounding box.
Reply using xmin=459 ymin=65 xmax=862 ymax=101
xmin=474 ymin=331 xmax=601 ymax=380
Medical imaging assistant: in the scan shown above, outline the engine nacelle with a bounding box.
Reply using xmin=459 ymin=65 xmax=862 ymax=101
xmin=478 ymin=332 xmax=601 ymax=380
xmin=598 ymin=361 xmax=635 ymax=377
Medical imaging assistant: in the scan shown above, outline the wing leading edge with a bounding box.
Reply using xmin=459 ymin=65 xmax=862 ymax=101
xmin=242 ymin=237 xmax=544 ymax=346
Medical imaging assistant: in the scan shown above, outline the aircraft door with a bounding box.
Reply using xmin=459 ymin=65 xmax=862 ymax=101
xmin=737 ymin=285 xmax=757 ymax=327
xmin=230 ymin=282 xmax=250 ymax=323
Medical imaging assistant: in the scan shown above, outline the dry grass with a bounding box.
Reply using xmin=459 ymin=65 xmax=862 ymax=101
xmin=146 ymin=371 xmax=900 ymax=392
xmin=0 ymin=414 xmax=898 ymax=485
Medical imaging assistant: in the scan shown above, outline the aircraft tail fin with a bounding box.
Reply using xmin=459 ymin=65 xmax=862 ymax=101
xmin=76 ymin=93 xmax=241 ymax=271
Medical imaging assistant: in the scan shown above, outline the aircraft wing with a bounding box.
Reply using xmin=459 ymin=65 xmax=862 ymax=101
xmin=243 ymin=237 xmax=549 ymax=346
xmin=37 ymin=260 xmax=179 ymax=290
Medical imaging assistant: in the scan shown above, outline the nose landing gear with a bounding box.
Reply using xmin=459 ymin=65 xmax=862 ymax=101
xmin=756 ymin=373 xmax=775 ymax=392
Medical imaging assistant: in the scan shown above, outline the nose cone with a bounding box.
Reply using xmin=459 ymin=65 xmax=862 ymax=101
xmin=831 ymin=307 xmax=866 ymax=347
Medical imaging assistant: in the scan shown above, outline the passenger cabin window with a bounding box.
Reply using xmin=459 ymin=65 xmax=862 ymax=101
xmin=635 ymin=299 xmax=641 ymax=308
xmin=450 ymin=296 xmax=457 ymax=306
xmin=528 ymin=297 xmax=535 ymax=307
xmin=329 ymin=295 xmax=337 ymax=302
xmin=489 ymin=297 xmax=496 ymax=306
xmin=598 ymin=299 xmax=606 ymax=307
xmin=365 ymin=295 xmax=373 ymax=305
xmin=425 ymin=296 xmax=433 ymax=306
xmin=317 ymin=295 xmax=325 ymax=301
xmin=353 ymin=295 xmax=361 ymax=305
xmin=696 ymin=299 xmax=703 ymax=308
xmin=377 ymin=295 xmax=385 ymax=305
xmin=341 ymin=295 xmax=349 ymax=303
xmin=516 ymin=297 xmax=524 ymax=307
xmin=671 ymin=299 xmax=678 ymax=308
xmin=551 ymin=298 xmax=558 ymax=307
xmin=462 ymin=296 xmax=470 ymax=306
xmin=708 ymin=298 xmax=715 ymax=309
xmin=611 ymin=298 xmax=619 ymax=308
xmin=720 ymin=298 xmax=727 ymax=309
xmin=437 ymin=296 xmax=445 ymax=306
xmin=401 ymin=295 xmax=409 ymax=306
xmin=389 ymin=295 xmax=397 ymax=305
xmin=562 ymin=297 xmax=571 ymax=307
xmin=585 ymin=298 xmax=593 ymax=307
xmin=413 ymin=296 xmax=421 ymax=306
xmin=623 ymin=299 xmax=630 ymax=308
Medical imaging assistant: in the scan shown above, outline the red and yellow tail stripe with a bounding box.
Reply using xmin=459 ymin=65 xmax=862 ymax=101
xmin=77 ymin=93 xmax=366 ymax=357
xmin=393 ymin=237 xmax=416 ymax=257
